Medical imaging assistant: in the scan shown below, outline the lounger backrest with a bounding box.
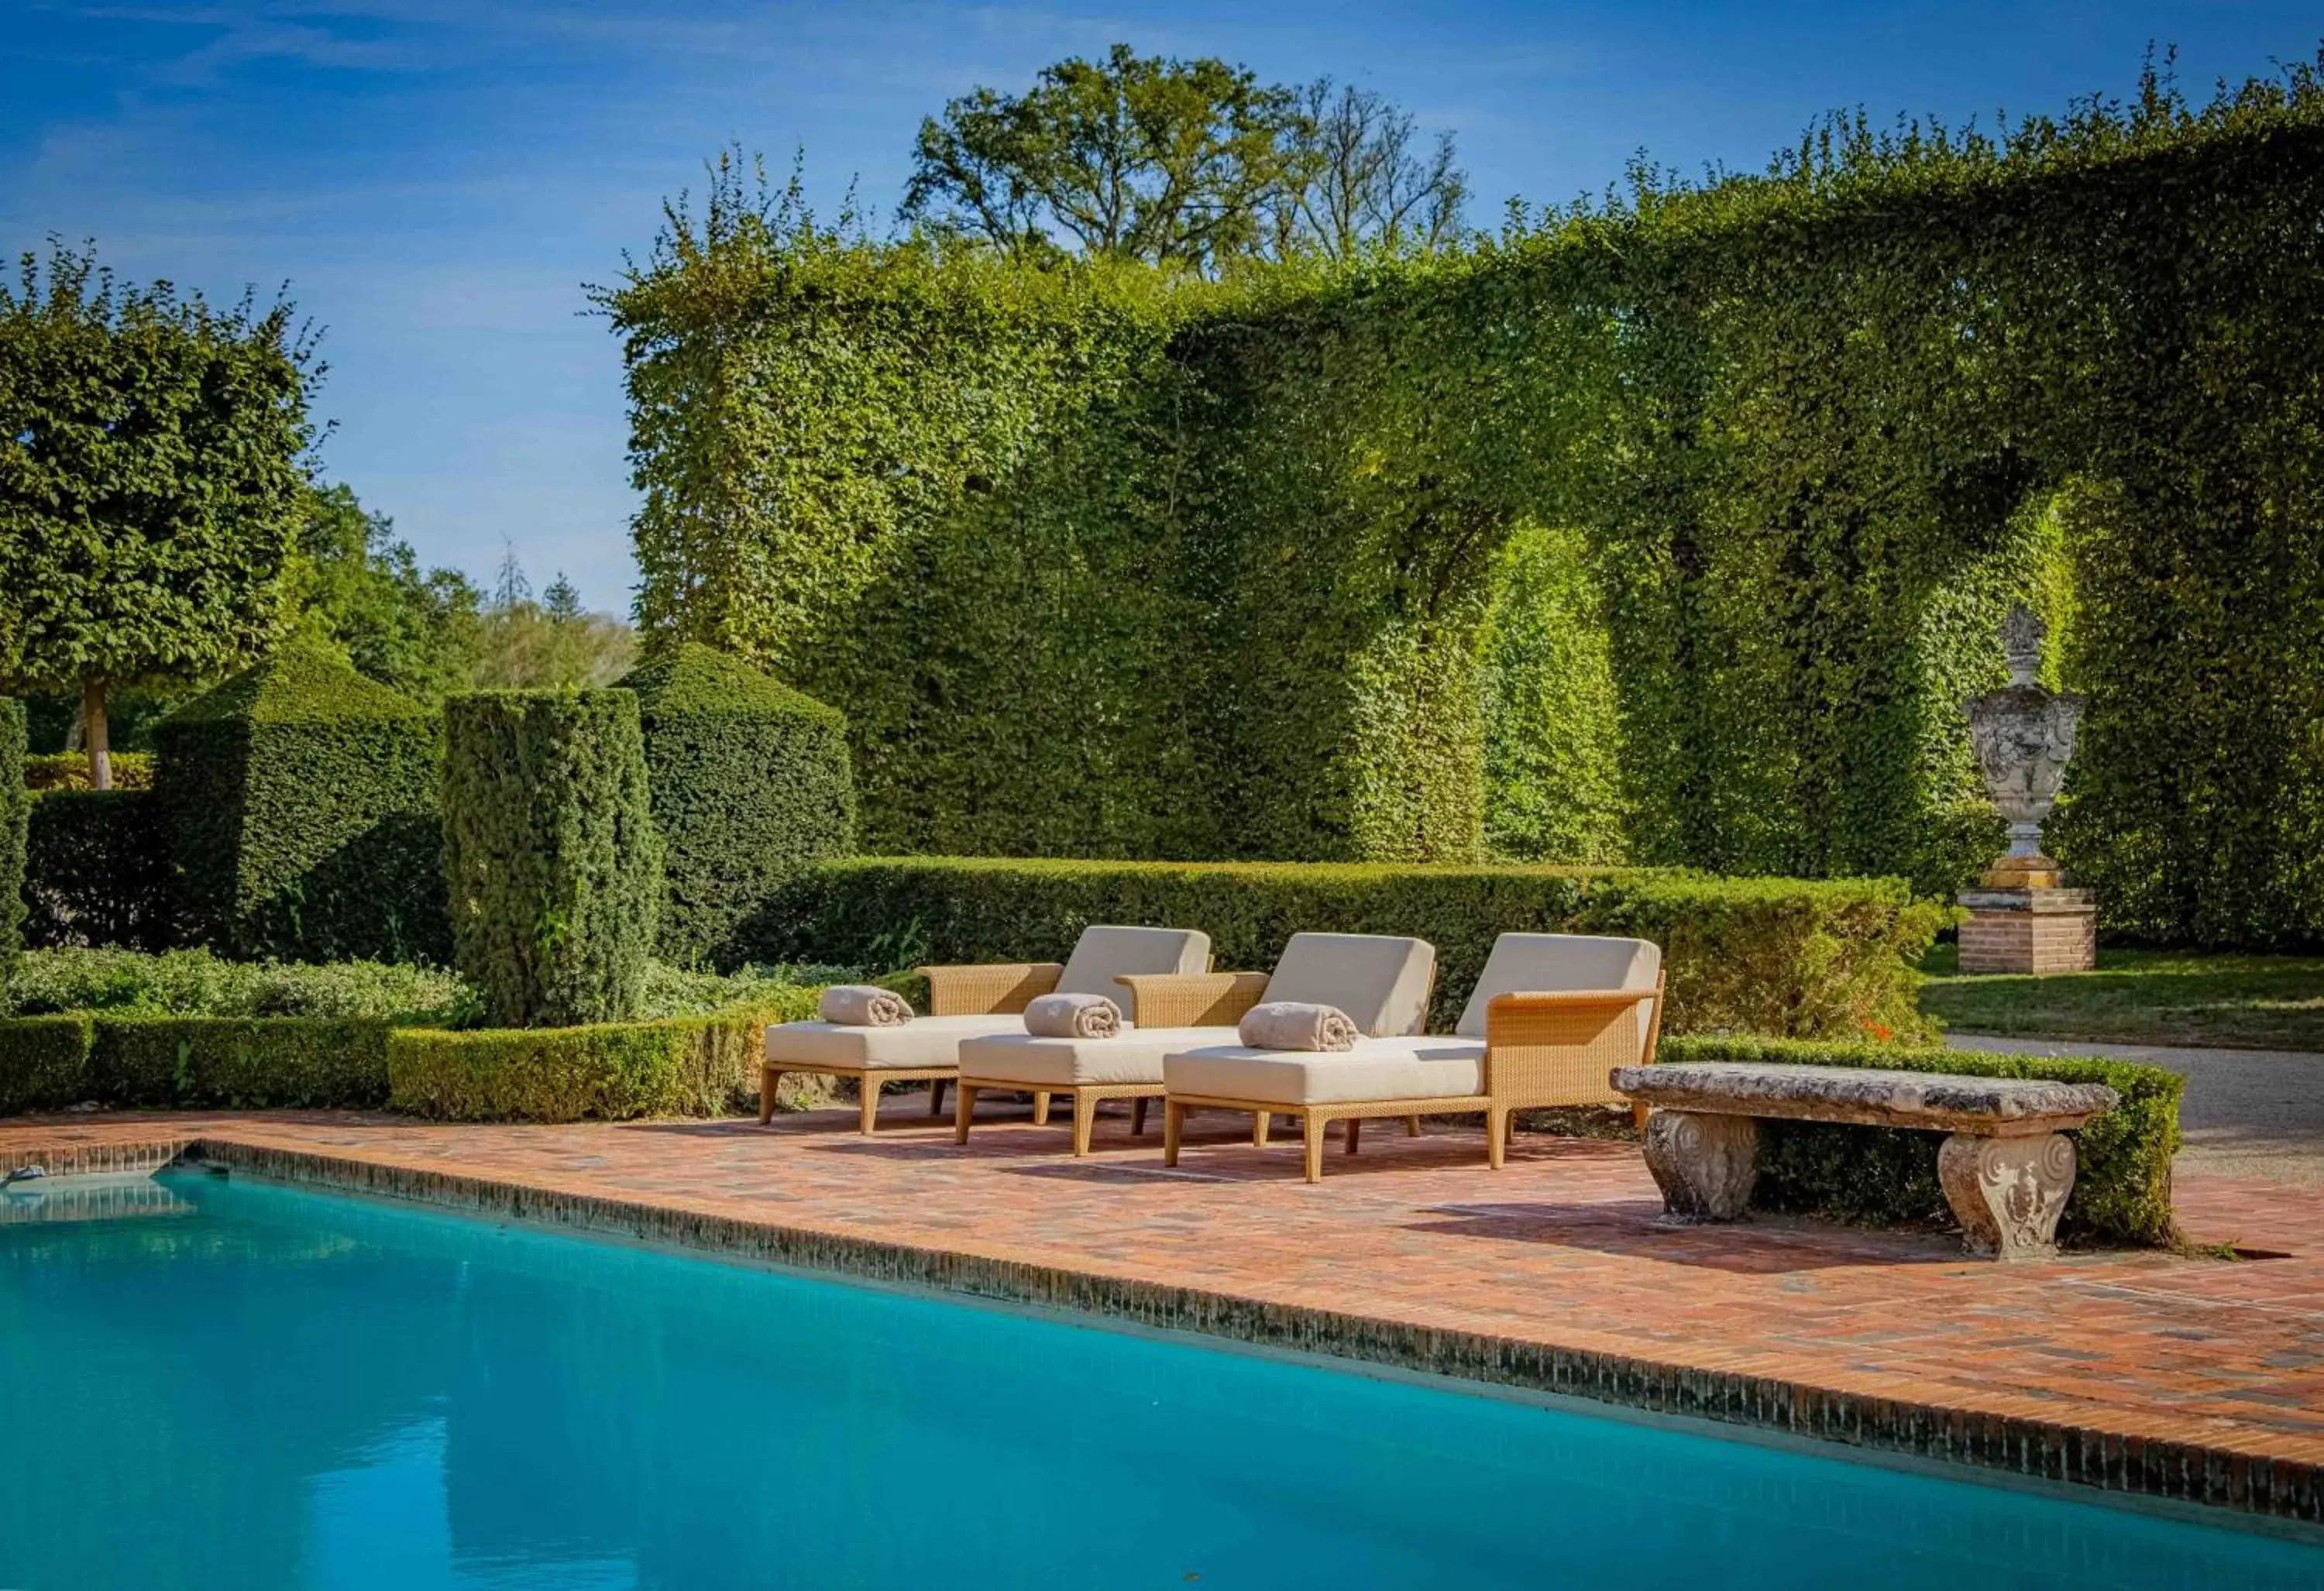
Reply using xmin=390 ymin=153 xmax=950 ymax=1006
xmin=1454 ymin=933 xmax=1661 ymax=1045
xmin=1261 ymin=933 xmax=1436 ymax=1037
xmin=1057 ymin=926 xmax=1212 ymax=1020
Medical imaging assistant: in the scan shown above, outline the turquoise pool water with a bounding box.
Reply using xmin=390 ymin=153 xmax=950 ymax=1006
xmin=2 ymin=1172 xmax=2318 ymax=1590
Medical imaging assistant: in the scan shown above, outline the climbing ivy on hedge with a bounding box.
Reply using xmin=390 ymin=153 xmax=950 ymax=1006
xmin=154 ymin=640 xmax=448 ymax=963
xmin=442 ymin=690 xmax=662 ymax=1027
xmin=617 ymin=642 xmax=855 ymax=967
xmin=608 ymin=60 xmax=2324 ymax=943
xmin=0 ymin=699 xmax=26 ymax=978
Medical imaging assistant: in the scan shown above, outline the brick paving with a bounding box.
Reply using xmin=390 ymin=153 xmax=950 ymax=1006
xmin=6 ymin=1101 xmax=2323 ymax=1519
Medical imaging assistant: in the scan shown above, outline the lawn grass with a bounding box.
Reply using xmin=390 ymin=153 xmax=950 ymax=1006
xmin=1919 ymin=943 xmax=2324 ymax=1052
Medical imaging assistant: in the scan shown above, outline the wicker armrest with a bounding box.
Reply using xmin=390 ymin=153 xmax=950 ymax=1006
xmin=1481 ymin=978 xmax=1667 ymax=1102
xmin=1116 ymin=971 xmax=1271 ymax=1029
xmin=919 ymin=961 xmax=1064 ymax=1016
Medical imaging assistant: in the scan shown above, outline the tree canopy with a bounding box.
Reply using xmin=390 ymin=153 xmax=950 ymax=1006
xmin=901 ymin=45 xmax=1466 ymax=271
xmin=0 ymin=240 xmax=317 ymax=785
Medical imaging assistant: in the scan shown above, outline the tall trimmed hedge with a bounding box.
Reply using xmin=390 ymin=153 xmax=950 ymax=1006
xmin=744 ymin=856 xmax=1942 ymax=1041
xmin=442 ymin=690 xmax=663 ymax=1027
xmin=608 ymin=61 xmax=2324 ymax=943
xmin=153 ymin=640 xmax=448 ymax=962
xmin=617 ymin=643 xmax=854 ymax=967
xmin=21 ymin=791 xmax=176 ymax=950
xmin=0 ymin=699 xmax=27 ymax=978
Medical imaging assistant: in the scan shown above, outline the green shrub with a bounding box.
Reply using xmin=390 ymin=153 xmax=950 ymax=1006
xmin=153 ymin=640 xmax=448 ymax=963
xmin=617 ymin=643 xmax=855 ymax=967
xmin=387 ymin=996 xmax=814 ymax=1121
xmin=1659 ymin=1034 xmax=2183 ymax=1248
xmin=22 ymin=751 xmax=154 ymax=792
xmin=441 ymin=689 xmax=664 ymax=1027
xmin=88 ymin=1015 xmax=394 ymax=1109
xmin=4 ymin=947 xmax=475 ymax=1026
xmin=21 ymin=789 xmax=176 ymax=950
xmin=633 ymin=960 xmax=868 ymax=1020
xmin=0 ymin=700 xmax=26 ymax=978
xmin=0 ymin=1012 xmax=94 ymax=1114
xmin=746 ymin=857 xmax=1939 ymax=1040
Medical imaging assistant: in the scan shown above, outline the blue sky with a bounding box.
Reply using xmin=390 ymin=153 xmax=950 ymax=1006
xmin=5 ymin=2 xmax=2318 ymax=614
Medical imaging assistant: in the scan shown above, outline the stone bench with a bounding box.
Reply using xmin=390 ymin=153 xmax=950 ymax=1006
xmin=1609 ymin=1062 xmax=2120 ymax=1262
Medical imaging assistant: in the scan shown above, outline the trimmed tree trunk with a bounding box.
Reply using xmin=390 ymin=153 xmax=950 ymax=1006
xmin=82 ymin=675 xmax=111 ymax=791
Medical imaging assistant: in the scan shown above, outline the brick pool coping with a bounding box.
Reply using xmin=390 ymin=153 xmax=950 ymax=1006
xmin=5 ymin=1108 xmax=2322 ymax=1528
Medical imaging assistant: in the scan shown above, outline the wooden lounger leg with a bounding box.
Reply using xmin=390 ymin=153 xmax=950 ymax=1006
xmin=1071 ymin=1091 xmax=1098 ymax=1157
xmin=1487 ymin=1106 xmax=1509 ymax=1170
xmin=1032 ymin=1091 xmax=1052 ymax=1126
xmin=1253 ymin=1112 xmax=1270 ymax=1148
xmin=1301 ymin=1114 xmax=1327 ymax=1184
xmin=1131 ymin=1097 xmax=1150 ymax=1137
xmin=1345 ymin=1117 xmax=1360 ymax=1155
xmin=1164 ymin=1099 xmax=1184 ymax=1166
xmin=858 ymin=1077 xmax=881 ymax=1136
xmin=759 ymin=1067 xmax=781 ymax=1125
xmin=928 ymin=1079 xmax=948 ymax=1117
xmin=1406 ymin=1115 xmax=1422 ymax=1137
xmin=954 ymin=1083 xmax=979 ymax=1144
xmin=1632 ymin=1102 xmax=1652 ymax=1135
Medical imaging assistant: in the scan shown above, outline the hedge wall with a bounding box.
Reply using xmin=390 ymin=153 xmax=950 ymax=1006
xmin=1659 ymin=1035 xmax=2182 ymax=1248
xmin=607 ymin=61 xmax=2324 ymax=943
xmin=387 ymin=994 xmax=816 ymax=1122
xmin=744 ymin=857 xmax=1942 ymax=1041
xmin=0 ymin=699 xmax=26 ymax=978
xmin=617 ymin=643 xmax=855 ymax=968
xmin=0 ymin=1014 xmax=393 ymax=1112
xmin=21 ymin=790 xmax=176 ymax=950
xmin=442 ymin=690 xmax=663 ymax=1027
xmin=154 ymin=641 xmax=448 ymax=963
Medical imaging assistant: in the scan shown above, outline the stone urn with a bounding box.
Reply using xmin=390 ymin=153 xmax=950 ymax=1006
xmin=1958 ymin=604 xmax=2095 ymax=974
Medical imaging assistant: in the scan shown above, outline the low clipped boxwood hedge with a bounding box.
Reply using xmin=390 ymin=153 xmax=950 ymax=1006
xmin=387 ymin=991 xmax=817 ymax=1122
xmin=748 ymin=857 xmax=1942 ymax=1042
xmin=0 ymin=1014 xmax=394 ymax=1112
xmin=21 ymin=789 xmax=178 ymax=950
xmin=1659 ymin=1035 xmax=2183 ymax=1248
xmin=619 ymin=643 xmax=855 ymax=969
xmin=156 ymin=641 xmax=448 ymax=964
xmin=0 ymin=1012 xmax=94 ymax=1115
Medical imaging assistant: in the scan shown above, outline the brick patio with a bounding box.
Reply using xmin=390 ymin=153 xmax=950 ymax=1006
xmin=5 ymin=1100 xmax=2322 ymax=1524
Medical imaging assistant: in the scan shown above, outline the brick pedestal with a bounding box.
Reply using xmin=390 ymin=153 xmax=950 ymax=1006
xmin=1956 ymin=887 xmax=2096 ymax=974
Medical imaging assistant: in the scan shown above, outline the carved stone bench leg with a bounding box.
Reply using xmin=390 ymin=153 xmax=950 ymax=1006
xmin=1642 ymin=1111 xmax=1759 ymax=1222
xmin=1938 ymin=1132 xmax=2075 ymax=1262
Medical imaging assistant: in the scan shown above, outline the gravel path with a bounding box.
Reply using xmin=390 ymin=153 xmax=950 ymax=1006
xmin=1948 ymin=1033 xmax=2324 ymax=1186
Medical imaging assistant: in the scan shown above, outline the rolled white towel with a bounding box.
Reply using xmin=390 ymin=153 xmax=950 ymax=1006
xmin=1237 ymin=1001 xmax=1357 ymax=1052
xmin=819 ymin=984 xmax=913 ymax=1027
xmin=1023 ymin=992 xmax=1122 ymax=1039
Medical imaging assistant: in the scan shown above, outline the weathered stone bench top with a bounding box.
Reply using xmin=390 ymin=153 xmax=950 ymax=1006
xmin=1610 ymin=1062 xmax=2118 ymax=1135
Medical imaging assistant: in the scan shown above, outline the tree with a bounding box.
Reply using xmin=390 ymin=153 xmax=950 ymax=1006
xmin=285 ymin=481 xmax=484 ymax=704
xmin=1271 ymin=80 xmax=1468 ymax=259
xmin=0 ymin=240 xmax=316 ymax=787
xmin=901 ymin=47 xmax=1466 ymax=271
xmin=470 ymin=552 xmax=636 ymax=689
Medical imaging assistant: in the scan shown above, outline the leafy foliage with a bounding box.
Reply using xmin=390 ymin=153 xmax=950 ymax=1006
xmin=744 ymin=856 xmax=1940 ymax=1041
xmin=612 ymin=59 xmax=2324 ymax=943
xmin=20 ymin=790 xmax=176 ymax=950
xmin=154 ymin=638 xmax=449 ymax=962
xmin=1662 ymin=1034 xmax=2183 ymax=1248
xmin=387 ymin=997 xmax=816 ymax=1122
xmin=284 ymin=483 xmax=486 ymax=704
xmin=441 ymin=689 xmax=663 ymax=1027
xmin=617 ymin=642 xmax=855 ymax=967
xmin=0 ymin=1011 xmax=399 ymax=1112
xmin=0 ymin=1012 xmax=91 ymax=1115
xmin=22 ymin=751 xmax=153 ymax=791
xmin=2 ymin=946 xmax=476 ymax=1026
xmin=0 ymin=241 xmax=317 ymax=778
xmin=0 ymin=700 xmax=26 ymax=978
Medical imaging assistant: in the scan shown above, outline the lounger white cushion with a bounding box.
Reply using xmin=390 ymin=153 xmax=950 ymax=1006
xmin=958 ymin=1027 xmax=1239 ymax=1088
xmin=1260 ymin=933 xmax=1435 ymax=1038
xmin=766 ymin=1015 xmax=1026 ymax=1071
xmin=1052 ymin=926 xmax=1213 ymax=1019
xmin=1164 ymin=1036 xmax=1487 ymax=1106
xmin=1453 ymin=932 xmax=1660 ymax=1044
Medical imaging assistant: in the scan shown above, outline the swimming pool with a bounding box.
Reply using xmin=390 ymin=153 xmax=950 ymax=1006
xmin=2 ymin=1171 xmax=2317 ymax=1590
